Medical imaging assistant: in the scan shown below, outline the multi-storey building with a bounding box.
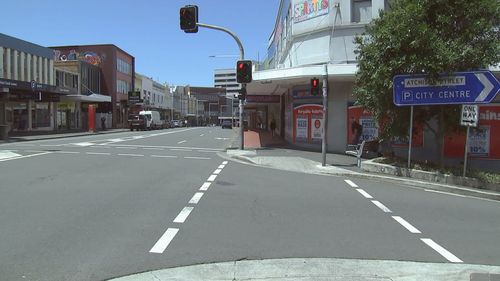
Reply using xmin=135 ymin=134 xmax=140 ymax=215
xmin=51 ymin=44 xmax=135 ymax=128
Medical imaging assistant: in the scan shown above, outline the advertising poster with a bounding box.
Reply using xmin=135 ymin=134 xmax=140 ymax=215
xmin=293 ymin=104 xmax=323 ymax=144
xmin=444 ymin=105 xmax=500 ymax=159
xmin=347 ymin=106 xmax=379 ymax=145
xmin=311 ymin=117 xmax=323 ymax=143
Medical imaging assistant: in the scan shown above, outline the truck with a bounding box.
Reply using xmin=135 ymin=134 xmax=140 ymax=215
xmin=128 ymin=110 xmax=163 ymax=131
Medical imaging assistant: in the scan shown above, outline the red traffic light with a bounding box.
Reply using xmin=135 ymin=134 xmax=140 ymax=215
xmin=311 ymin=78 xmax=320 ymax=96
xmin=180 ymin=5 xmax=198 ymax=33
xmin=236 ymin=60 xmax=252 ymax=83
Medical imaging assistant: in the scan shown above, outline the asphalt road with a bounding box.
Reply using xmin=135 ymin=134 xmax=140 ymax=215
xmin=0 ymin=127 xmax=499 ymax=281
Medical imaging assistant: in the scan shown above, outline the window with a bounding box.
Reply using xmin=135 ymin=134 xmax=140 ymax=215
xmin=352 ymin=0 xmax=372 ymax=23
xmin=117 ymin=58 xmax=131 ymax=74
xmin=117 ymin=79 xmax=130 ymax=94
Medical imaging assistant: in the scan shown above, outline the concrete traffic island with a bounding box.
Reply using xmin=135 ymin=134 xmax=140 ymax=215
xmin=109 ymin=258 xmax=500 ymax=281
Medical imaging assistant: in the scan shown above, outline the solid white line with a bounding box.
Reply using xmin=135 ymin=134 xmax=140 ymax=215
xmin=116 ymin=147 xmax=137 ymax=149
xmin=213 ymin=169 xmax=222 ymax=174
xmin=177 ymin=140 xmax=187 ymax=144
xmin=144 ymin=148 xmax=165 ymax=151
xmin=424 ymin=189 xmax=466 ymax=198
xmin=0 ymin=151 xmax=52 ymax=162
xmin=392 ymin=216 xmax=421 ymax=234
xmin=151 ymin=155 xmax=178 ymax=158
xmin=39 ymin=144 xmax=62 ymax=147
xmin=344 ymin=179 xmax=358 ymax=188
xmin=207 ymin=175 xmax=217 ymax=182
xmin=356 ymin=189 xmax=373 ymax=199
xmin=104 ymin=144 xmax=223 ymax=151
xmin=189 ymin=192 xmax=204 ymax=204
xmin=421 ymin=238 xmax=463 ymax=263
xmin=222 ymin=161 xmax=228 ymax=165
xmin=171 ymin=149 xmax=192 ymax=152
xmin=149 ymin=228 xmax=179 ymax=254
xmin=118 ymin=153 xmax=144 ymax=157
xmin=184 ymin=156 xmax=211 ymax=160
xmin=86 ymin=152 xmax=111 ymax=155
xmin=200 ymin=182 xmax=211 ymax=191
xmin=173 ymin=207 xmax=194 ymax=223
xmin=371 ymin=200 xmax=392 ymax=213
xmin=55 ymin=151 xmax=80 ymax=154
xmin=218 ymin=165 xmax=225 ymax=169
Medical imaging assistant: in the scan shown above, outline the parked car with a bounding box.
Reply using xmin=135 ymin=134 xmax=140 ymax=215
xmin=221 ymin=120 xmax=232 ymax=129
xmin=139 ymin=110 xmax=164 ymax=130
xmin=171 ymin=120 xmax=181 ymax=128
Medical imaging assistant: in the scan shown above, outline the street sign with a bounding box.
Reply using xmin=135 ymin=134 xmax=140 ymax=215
xmin=460 ymin=105 xmax=478 ymax=127
xmin=393 ymin=71 xmax=499 ymax=106
xmin=128 ymin=91 xmax=142 ymax=103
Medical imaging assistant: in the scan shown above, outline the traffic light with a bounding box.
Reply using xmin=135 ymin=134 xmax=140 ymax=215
xmin=180 ymin=5 xmax=198 ymax=33
xmin=236 ymin=60 xmax=252 ymax=83
xmin=311 ymin=78 xmax=320 ymax=96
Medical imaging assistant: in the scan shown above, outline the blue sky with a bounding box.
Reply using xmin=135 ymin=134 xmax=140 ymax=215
xmin=2 ymin=0 xmax=278 ymax=87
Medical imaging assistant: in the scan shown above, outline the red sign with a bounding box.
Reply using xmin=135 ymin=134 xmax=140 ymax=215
xmin=293 ymin=104 xmax=323 ymax=144
xmin=444 ymin=105 xmax=500 ymax=159
xmin=246 ymin=95 xmax=280 ymax=103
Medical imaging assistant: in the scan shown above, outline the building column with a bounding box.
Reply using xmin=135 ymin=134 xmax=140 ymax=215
xmin=0 ymin=47 xmax=4 ymax=79
xmin=20 ymin=52 xmax=25 ymax=81
xmin=49 ymin=60 xmax=54 ymax=85
xmin=32 ymin=55 xmax=37 ymax=81
xmin=38 ymin=56 xmax=43 ymax=83
xmin=28 ymin=100 xmax=33 ymax=130
xmin=13 ymin=50 xmax=18 ymax=80
xmin=43 ymin=58 xmax=48 ymax=85
xmin=6 ymin=48 xmax=11 ymax=79
xmin=26 ymin=53 xmax=31 ymax=81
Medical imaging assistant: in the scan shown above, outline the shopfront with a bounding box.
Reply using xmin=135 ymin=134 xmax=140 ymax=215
xmin=245 ymin=95 xmax=281 ymax=133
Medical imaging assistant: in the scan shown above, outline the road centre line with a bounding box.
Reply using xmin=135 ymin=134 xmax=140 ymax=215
xmin=143 ymin=148 xmax=165 ymax=151
xmin=171 ymin=149 xmax=192 ymax=152
xmin=207 ymin=175 xmax=217 ymax=182
xmin=177 ymin=140 xmax=187 ymax=144
xmin=421 ymin=238 xmax=463 ymax=263
xmin=218 ymin=164 xmax=225 ymax=169
xmin=356 ymin=189 xmax=373 ymax=199
xmin=149 ymin=228 xmax=179 ymax=254
xmin=103 ymin=144 xmax=223 ymax=151
xmin=117 ymin=153 xmax=144 ymax=157
xmin=371 ymin=200 xmax=392 ymax=213
xmin=184 ymin=156 xmax=211 ymax=160
xmin=222 ymin=161 xmax=228 ymax=164
xmin=189 ymin=192 xmax=204 ymax=204
xmin=151 ymin=155 xmax=178 ymax=158
xmin=55 ymin=151 xmax=80 ymax=154
xmin=39 ymin=144 xmax=63 ymax=147
xmin=173 ymin=207 xmax=194 ymax=223
xmin=392 ymin=216 xmax=421 ymax=234
xmin=213 ymin=169 xmax=222 ymax=174
xmin=116 ymin=147 xmax=137 ymax=149
xmin=200 ymin=182 xmax=211 ymax=191
xmin=86 ymin=152 xmax=111 ymax=155
xmin=344 ymin=179 xmax=358 ymax=188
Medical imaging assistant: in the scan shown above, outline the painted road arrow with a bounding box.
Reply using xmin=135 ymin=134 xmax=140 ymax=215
xmin=393 ymin=71 xmax=499 ymax=106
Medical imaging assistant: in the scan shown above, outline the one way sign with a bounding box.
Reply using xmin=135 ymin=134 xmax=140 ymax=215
xmin=461 ymin=105 xmax=478 ymax=127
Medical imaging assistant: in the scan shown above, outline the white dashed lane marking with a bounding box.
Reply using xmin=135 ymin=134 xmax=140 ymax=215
xmin=151 ymin=155 xmax=178 ymax=158
xmin=200 ymin=182 xmax=211 ymax=191
xmin=344 ymin=179 xmax=358 ymax=188
xmin=421 ymin=238 xmax=463 ymax=263
xmin=184 ymin=156 xmax=211 ymax=160
xmin=86 ymin=152 xmax=111 ymax=155
xmin=213 ymin=169 xmax=222 ymax=174
xmin=207 ymin=175 xmax=217 ymax=182
xmin=356 ymin=189 xmax=373 ymax=199
xmin=117 ymin=154 xmax=144 ymax=157
xmin=173 ymin=207 xmax=194 ymax=223
xmin=222 ymin=161 xmax=228 ymax=164
xmin=149 ymin=228 xmax=179 ymax=254
xmin=177 ymin=140 xmax=187 ymax=144
xmin=189 ymin=192 xmax=204 ymax=204
xmin=392 ymin=216 xmax=421 ymax=234
xmin=218 ymin=165 xmax=225 ymax=169
xmin=371 ymin=200 xmax=392 ymax=213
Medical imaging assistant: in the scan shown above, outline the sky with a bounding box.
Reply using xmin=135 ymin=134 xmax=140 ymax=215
xmin=1 ymin=0 xmax=279 ymax=87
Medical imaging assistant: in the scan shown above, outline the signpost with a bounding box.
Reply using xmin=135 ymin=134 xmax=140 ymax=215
xmin=393 ymin=70 xmax=499 ymax=169
xmin=460 ymin=105 xmax=478 ymax=177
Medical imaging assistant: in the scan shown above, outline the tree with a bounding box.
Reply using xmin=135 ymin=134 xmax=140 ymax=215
xmin=354 ymin=0 xmax=500 ymax=167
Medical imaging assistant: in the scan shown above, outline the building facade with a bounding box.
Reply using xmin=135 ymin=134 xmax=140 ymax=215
xmin=0 ymin=33 xmax=72 ymax=133
xmin=214 ymin=68 xmax=240 ymax=123
xmin=52 ymin=44 xmax=135 ymax=128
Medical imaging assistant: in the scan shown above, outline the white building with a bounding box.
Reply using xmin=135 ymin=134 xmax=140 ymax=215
xmin=248 ymin=0 xmax=387 ymax=153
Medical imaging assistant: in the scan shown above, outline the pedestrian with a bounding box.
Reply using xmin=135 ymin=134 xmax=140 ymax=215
xmin=101 ymin=116 xmax=106 ymax=131
xmin=270 ymin=118 xmax=276 ymax=137
xmin=351 ymin=119 xmax=363 ymax=144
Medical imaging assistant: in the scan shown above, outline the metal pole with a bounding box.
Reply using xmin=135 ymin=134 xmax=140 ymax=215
xmin=322 ymin=64 xmax=329 ymax=166
xmin=197 ymin=22 xmax=245 ymax=150
xmin=463 ymin=125 xmax=470 ymax=177
xmin=407 ymin=106 xmax=414 ymax=169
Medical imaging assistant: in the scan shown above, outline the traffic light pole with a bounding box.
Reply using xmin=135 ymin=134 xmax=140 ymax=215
xmin=196 ymin=22 xmax=246 ymax=150
xmin=322 ymin=64 xmax=328 ymax=166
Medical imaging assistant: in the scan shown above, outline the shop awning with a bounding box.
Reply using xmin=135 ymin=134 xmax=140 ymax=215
xmin=62 ymin=94 xmax=111 ymax=102
xmin=247 ymin=63 xmax=358 ymax=95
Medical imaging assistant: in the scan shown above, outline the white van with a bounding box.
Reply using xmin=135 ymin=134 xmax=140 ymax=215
xmin=139 ymin=110 xmax=163 ymax=130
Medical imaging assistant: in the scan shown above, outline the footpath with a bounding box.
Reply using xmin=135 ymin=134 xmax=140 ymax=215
xmin=222 ymin=129 xmax=500 ymax=202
